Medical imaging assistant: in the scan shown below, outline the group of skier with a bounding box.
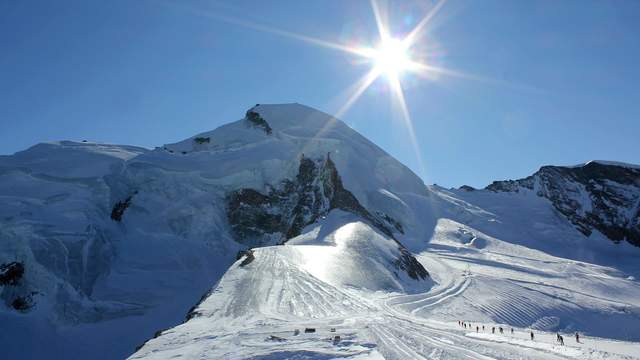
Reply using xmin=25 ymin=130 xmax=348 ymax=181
xmin=457 ymin=321 xmax=581 ymax=346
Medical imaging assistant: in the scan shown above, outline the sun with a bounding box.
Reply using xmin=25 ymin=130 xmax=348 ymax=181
xmin=190 ymin=0 xmax=451 ymax=179
xmin=372 ymin=38 xmax=413 ymax=77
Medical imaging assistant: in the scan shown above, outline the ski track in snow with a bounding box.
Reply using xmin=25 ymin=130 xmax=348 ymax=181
xmin=132 ymin=235 xmax=640 ymax=360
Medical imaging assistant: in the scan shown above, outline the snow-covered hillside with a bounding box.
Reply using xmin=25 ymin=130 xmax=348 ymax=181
xmin=1 ymin=104 xmax=639 ymax=359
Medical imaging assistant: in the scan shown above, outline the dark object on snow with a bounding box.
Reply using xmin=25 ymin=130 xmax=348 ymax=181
xmin=492 ymin=327 xmax=495 ymax=334
xmin=304 ymin=328 xmax=316 ymax=333
xmin=576 ymin=332 xmax=580 ymax=343
xmin=134 ymin=327 xmax=169 ymax=352
xmin=330 ymin=328 xmax=336 ymax=332
xmin=0 ymin=261 xmax=24 ymax=286
xmin=293 ymin=329 xmax=300 ymax=336
xmin=194 ymin=137 xmax=210 ymax=144
xmin=530 ymin=331 xmax=534 ymax=340
xmin=238 ymin=249 xmax=255 ymax=267
xmin=333 ymin=335 xmax=341 ymax=344
xmin=111 ymin=194 xmax=135 ymax=222
xmin=267 ymin=335 xmax=286 ymax=342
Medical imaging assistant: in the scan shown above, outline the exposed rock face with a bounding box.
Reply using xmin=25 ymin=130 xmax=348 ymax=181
xmin=193 ymin=137 xmax=210 ymax=144
xmin=0 ymin=261 xmax=36 ymax=312
xmin=226 ymin=154 xmax=429 ymax=280
xmin=110 ymin=193 xmax=135 ymax=222
xmin=227 ymin=154 xmax=397 ymax=246
xmin=487 ymin=162 xmax=640 ymax=246
xmin=395 ymin=247 xmax=429 ymax=280
xmin=245 ymin=108 xmax=272 ymax=135
xmin=0 ymin=262 xmax=24 ymax=286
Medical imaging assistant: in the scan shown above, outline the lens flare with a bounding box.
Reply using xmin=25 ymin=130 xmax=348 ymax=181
xmin=372 ymin=38 xmax=413 ymax=78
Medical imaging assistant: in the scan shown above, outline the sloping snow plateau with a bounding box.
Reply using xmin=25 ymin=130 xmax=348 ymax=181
xmin=1 ymin=104 xmax=639 ymax=359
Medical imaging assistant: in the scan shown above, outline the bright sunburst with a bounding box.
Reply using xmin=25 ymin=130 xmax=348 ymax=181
xmin=370 ymin=38 xmax=413 ymax=78
xmin=180 ymin=0 xmax=455 ymax=179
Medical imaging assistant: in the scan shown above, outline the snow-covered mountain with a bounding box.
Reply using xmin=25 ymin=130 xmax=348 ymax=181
xmin=484 ymin=161 xmax=640 ymax=247
xmin=1 ymin=104 xmax=639 ymax=359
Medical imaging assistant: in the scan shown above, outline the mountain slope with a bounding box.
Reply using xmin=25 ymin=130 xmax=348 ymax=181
xmin=485 ymin=161 xmax=640 ymax=247
xmin=0 ymin=104 xmax=430 ymax=359
xmin=1 ymin=104 xmax=639 ymax=359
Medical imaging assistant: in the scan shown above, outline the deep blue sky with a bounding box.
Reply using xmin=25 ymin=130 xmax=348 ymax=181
xmin=2 ymin=0 xmax=639 ymax=188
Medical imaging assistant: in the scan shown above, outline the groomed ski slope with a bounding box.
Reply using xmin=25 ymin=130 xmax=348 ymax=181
xmin=132 ymin=211 xmax=640 ymax=360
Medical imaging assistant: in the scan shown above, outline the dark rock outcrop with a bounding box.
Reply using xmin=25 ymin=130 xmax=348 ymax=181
xmin=395 ymin=247 xmax=430 ymax=280
xmin=111 ymin=192 xmax=137 ymax=222
xmin=226 ymin=154 xmax=430 ymax=281
xmin=193 ymin=137 xmax=210 ymax=144
xmin=0 ymin=261 xmax=24 ymax=286
xmin=227 ymin=154 xmax=398 ymax=246
xmin=245 ymin=108 xmax=272 ymax=135
xmin=238 ymin=250 xmax=255 ymax=267
xmin=11 ymin=294 xmax=34 ymax=312
xmin=486 ymin=162 xmax=640 ymax=246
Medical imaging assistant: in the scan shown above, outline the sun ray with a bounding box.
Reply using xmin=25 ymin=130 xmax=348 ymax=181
xmin=334 ymin=67 xmax=383 ymax=120
xmin=370 ymin=0 xmax=390 ymax=42
xmin=165 ymin=1 xmax=372 ymax=58
xmin=401 ymin=0 xmax=447 ymax=49
xmin=294 ymin=67 xmax=383 ymax=162
xmin=388 ymin=74 xmax=428 ymax=180
xmin=163 ymin=0 xmax=492 ymax=183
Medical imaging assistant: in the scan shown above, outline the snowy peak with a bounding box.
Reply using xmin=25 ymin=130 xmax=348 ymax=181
xmin=486 ymin=161 xmax=640 ymax=246
xmin=160 ymin=103 xmax=354 ymax=154
xmin=574 ymin=160 xmax=640 ymax=170
xmin=141 ymin=103 xmax=427 ymax=208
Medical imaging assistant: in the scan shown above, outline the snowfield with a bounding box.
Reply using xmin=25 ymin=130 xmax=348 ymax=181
xmin=131 ymin=209 xmax=640 ymax=360
xmin=1 ymin=104 xmax=639 ymax=359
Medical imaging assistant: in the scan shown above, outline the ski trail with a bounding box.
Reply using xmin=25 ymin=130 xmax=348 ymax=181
xmin=368 ymin=323 xmax=428 ymax=360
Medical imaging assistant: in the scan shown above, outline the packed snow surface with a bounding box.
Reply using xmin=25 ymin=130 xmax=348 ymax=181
xmin=133 ymin=210 xmax=640 ymax=359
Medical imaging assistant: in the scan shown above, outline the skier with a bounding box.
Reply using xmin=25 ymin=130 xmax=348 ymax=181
xmin=530 ymin=331 xmax=534 ymax=340
xmin=492 ymin=327 xmax=495 ymax=334
xmin=510 ymin=328 xmax=514 ymax=335
xmin=559 ymin=335 xmax=564 ymax=346
xmin=575 ymin=332 xmax=580 ymax=343
xmin=499 ymin=327 xmax=503 ymax=334
xmin=482 ymin=325 xmax=485 ymax=331
xmin=476 ymin=326 xmax=479 ymax=332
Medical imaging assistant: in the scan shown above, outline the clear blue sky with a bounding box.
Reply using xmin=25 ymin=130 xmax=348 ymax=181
xmin=2 ymin=0 xmax=639 ymax=188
